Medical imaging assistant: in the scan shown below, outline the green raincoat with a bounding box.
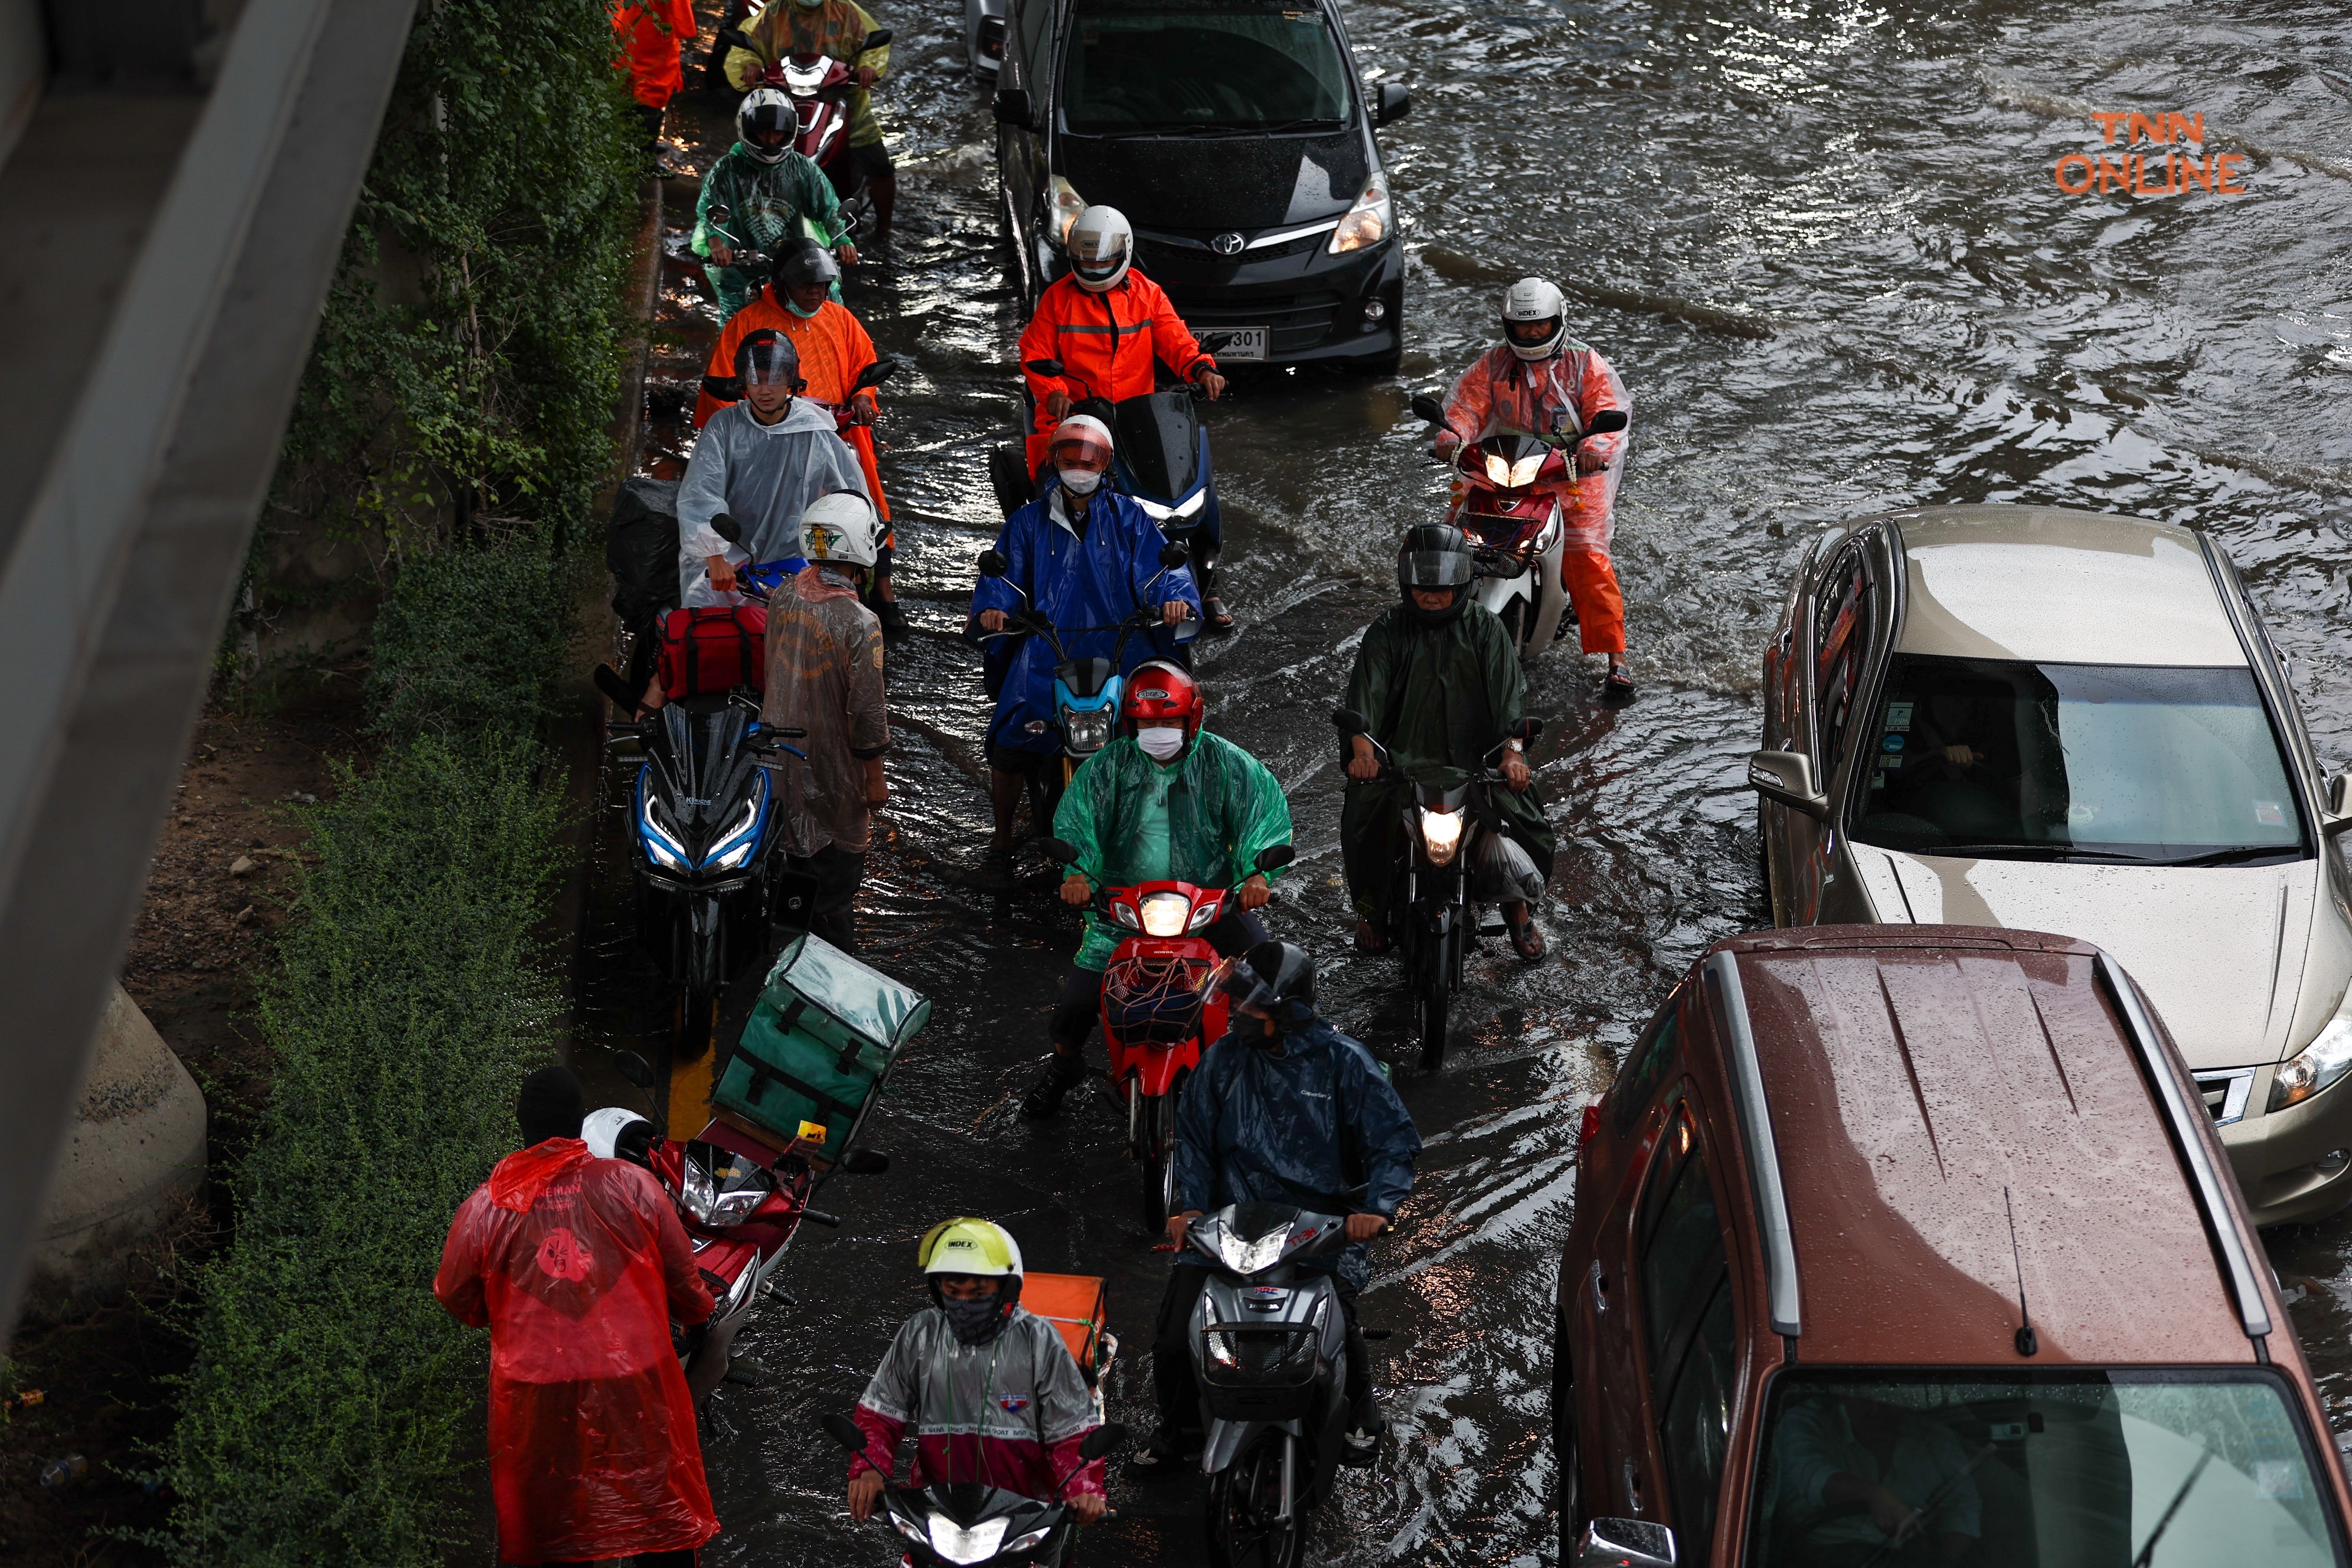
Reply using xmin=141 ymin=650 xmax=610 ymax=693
xmin=1340 ymin=600 xmax=1557 ymax=925
xmin=1052 ymin=731 xmax=1293 ymax=971
xmin=694 ymin=145 xmax=846 ymax=321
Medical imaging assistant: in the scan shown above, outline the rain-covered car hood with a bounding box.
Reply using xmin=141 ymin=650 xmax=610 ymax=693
xmin=1848 ymin=849 xmax=2351 ymax=1072
xmin=1056 ymin=129 xmax=1365 ymax=232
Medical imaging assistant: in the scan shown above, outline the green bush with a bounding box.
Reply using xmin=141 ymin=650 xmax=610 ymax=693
xmin=367 ymin=534 xmax=576 ymax=739
xmin=161 ymin=736 xmax=567 ymax=1566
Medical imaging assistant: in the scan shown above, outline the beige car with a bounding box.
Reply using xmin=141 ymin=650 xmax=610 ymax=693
xmin=1749 ymin=504 xmax=2352 ymax=1226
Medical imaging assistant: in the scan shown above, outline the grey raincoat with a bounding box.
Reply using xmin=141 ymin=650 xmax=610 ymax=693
xmin=676 ymin=398 xmax=868 ymax=607
xmin=851 ymin=1306 xmax=1106 ymax=1502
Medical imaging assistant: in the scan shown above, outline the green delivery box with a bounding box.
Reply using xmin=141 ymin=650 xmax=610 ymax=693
xmin=714 ymin=933 xmax=930 ymax=1163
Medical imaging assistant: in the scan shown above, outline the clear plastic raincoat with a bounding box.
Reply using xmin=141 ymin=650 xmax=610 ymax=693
xmin=850 ymin=1306 xmax=1106 ymax=1502
xmin=433 ymin=1139 xmax=718 ymax=1564
xmin=1441 ymin=339 xmax=1630 ymax=552
xmin=677 ymin=398 xmax=868 ymax=607
xmin=763 ymin=564 xmax=890 ymax=855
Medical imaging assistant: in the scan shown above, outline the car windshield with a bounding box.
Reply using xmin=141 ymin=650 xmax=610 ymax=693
xmin=1750 ymin=1371 xmax=2344 ymax=1568
xmin=1851 ymin=655 xmax=2308 ymax=865
xmin=1060 ymin=1 xmax=1350 ymax=133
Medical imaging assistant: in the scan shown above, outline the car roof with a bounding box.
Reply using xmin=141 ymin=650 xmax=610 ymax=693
xmin=1870 ymin=504 xmax=2249 ymax=667
xmin=1710 ymin=925 xmax=2259 ymax=1367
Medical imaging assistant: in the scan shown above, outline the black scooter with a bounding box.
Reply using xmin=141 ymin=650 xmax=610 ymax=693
xmin=824 ymin=1412 xmax=1126 ymax=1566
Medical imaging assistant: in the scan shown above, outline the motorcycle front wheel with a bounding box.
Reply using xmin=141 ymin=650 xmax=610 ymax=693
xmin=1205 ymin=1430 xmax=1304 ymax=1568
xmin=673 ymin=986 xmax=720 ymax=1064
xmin=1133 ymin=1087 xmax=1178 ymax=1235
xmin=1415 ymin=968 xmax=1449 ymax=1071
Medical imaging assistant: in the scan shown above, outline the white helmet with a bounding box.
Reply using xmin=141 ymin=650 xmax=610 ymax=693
xmin=1067 ymin=205 xmax=1133 ymax=292
xmin=581 ymin=1106 xmax=655 ymax=1165
xmin=1501 ymin=276 xmax=1569 ymax=362
xmin=799 ymin=491 xmax=881 ymax=569
xmin=737 ymin=89 xmax=797 ymax=165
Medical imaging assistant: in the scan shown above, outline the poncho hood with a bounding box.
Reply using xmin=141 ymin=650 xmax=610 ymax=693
xmin=488 ymin=1138 xmax=593 ymax=1212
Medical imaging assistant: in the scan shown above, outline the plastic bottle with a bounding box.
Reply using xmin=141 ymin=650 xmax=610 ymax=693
xmin=38 ymin=1453 xmax=89 ymax=1490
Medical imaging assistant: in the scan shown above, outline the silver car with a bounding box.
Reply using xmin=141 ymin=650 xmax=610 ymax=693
xmin=1749 ymin=503 xmax=2352 ymax=1226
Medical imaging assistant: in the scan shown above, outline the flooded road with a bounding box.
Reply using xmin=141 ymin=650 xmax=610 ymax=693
xmin=579 ymin=1 xmax=2352 ymax=1560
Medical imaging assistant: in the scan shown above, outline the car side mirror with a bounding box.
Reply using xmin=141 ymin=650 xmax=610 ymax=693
xmin=612 ymin=1049 xmax=658 ymax=1090
xmin=1586 ymin=409 xmax=1629 ymax=435
xmin=1373 ymin=81 xmax=1412 ymax=127
xmin=992 ymin=87 xmax=1034 ymax=128
xmin=840 ymin=1147 xmax=891 ymax=1175
xmin=1025 ymin=356 xmax=1066 ymax=379
xmin=710 ymin=511 xmax=744 ymax=545
xmin=1037 ymin=837 xmax=1080 ymax=865
xmin=1332 ymin=707 xmax=1370 ymax=736
xmin=852 ymin=358 xmax=898 ymax=393
xmin=1159 ymin=541 xmax=1191 ymax=569
xmin=2325 ymin=772 xmax=2352 ymax=836
xmin=1577 ymin=1518 xmax=1676 ymax=1568
xmin=978 ymin=548 xmax=1009 ymax=577
xmin=1408 ymin=393 xmax=1446 ymax=426
xmin=1747 ymin=749 xmax=1828 ymax=819
xmin=1076 ymin=1422 xmax=1128 ymax=1462
xmin=1255 ymin=844 xmax=1296 ymax=874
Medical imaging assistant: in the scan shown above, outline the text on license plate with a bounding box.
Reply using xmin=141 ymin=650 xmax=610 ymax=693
xmin=1215 ymin=326 xmax=1269 ymax=362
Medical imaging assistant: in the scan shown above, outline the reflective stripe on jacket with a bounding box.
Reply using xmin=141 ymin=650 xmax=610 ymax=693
xmin=851 ymin=1306 xmax=1106 ymax=1501
xmin=1017 ymin=272 xmax=1213 ymax=469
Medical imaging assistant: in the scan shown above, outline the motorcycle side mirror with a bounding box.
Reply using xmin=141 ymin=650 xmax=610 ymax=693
xmin=1077 ymin=1422 xmax=1128 ymax=1464
xmin=851 ymin=358 xmax=899 ymax=393
xmin=1255 ymin=844 xmax=1296 ymax=874
xmin=860 ymin=27 xmax=892 ymax=48
xmin=1197 ymin=331 xmax=1234 ymax=355
xmin=1331 ymin=707 xmax=1371 ymax=736
xmin=1408 ymin=394 xmax=1446 ymax=426
xmin=1512 ymin=717 xmax=1546 ymax=745
xmin=1036 ymin=837 xmax=1080 ymax=865
xmin=1158 ymin=541 xmax=1191 ymax=569
xmin=977 ymin=548 xmax=1009 ymax=577
xmin=710 ymin=511 xmax=744 ymax=545
xmin=841 ymin=1147 xmax=891 ymax=1175
xmin=1025 ymin=357 xmax=1066 ymax=379
xmin=612 ymin=1050 xmax=658 ymax=1091
xmin=1585 ymin=409 xmax=1629 ymax=435
xmin=821 ymin=1412 xmax=867 ymax=1455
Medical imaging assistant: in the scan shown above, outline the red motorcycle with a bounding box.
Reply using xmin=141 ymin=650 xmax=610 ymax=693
xmin=724 ymin=25 xmax=893 ymax=223
xmin=586 ymin=1049 xmax=886 ymax=1403
xmin=1040 ymin=839 xmax=1295 ymax=1231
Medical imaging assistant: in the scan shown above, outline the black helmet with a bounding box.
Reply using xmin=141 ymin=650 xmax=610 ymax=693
xmin=776 ymin=237 xmax=841 ymax=289
xmin=736 ymin=329 xmax=802 ymax=389
xmin=1207 ymin=940 xmax=1317 ymax=1031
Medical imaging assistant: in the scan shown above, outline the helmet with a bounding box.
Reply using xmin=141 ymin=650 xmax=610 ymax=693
xmin=1501 ymin=276 xmax=1569 ymax=361
xmin=1206 ymin=940 xmax=1317 ymax=1030
xmin=1047 ymin=413 xmax=1115 ymax=472
xmin=918 ymin=1216 xmax=1025 ymax=1306
xmin=1066 ymin=205 xmax=1133 ymax=292
xmin=1398 ymin=522 xmax=1476 ymax=592
xmin=736 ymin=329 xmax=802 ymax=389
xmin=736 ymin=88 xmax=797 ymax=164
xmin=799 ymin=491 xmax=881 ymax=569
xmin=776 ymin=237 xmax=841 ymax=290
xmin=1121 ymin=659 xmax=1204 ymax=742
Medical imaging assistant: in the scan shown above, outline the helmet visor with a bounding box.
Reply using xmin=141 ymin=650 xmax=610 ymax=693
xmin=1201 ymin=954 xmax=1276 ymax=1018
xmin=743 ymin=341 xmax=801 ymax=388
xmin=1505 ymin=316 xmax=1560 ymax=347
xmin=1400 ymin=545 xmax=1475 ymax=588
xmin=1049 ymin=431 xmax=1113 ymax=471
xmin=1070 ymin=240 xmax=1128 ymax=284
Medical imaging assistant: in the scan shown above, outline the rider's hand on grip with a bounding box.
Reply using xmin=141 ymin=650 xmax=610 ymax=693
xmin=1060 ymin=874 xmax=1092 ymax=907
xmin=1236 ymin=874 xmax=1272 ymax=911
xmin=1345 ymin=737 xmax=1383 ymax=782
xmin=1344 ymin=1213 xmax=1389 ymax=1242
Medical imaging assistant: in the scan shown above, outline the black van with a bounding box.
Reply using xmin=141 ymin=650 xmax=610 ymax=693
xmin=991 ymin=0 xmax=1411 ymax=373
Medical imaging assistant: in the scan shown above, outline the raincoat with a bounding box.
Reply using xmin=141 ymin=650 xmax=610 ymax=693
xmin=612 ymin=0 xmax=697 ymax=107
xmin=725 ymin=0 xmax=889 ymax=143
xmin=1017 ymin=271 xmax=1215 ymax=471
xmin=1052 ymin=729 xmax=1291 ymax=971
xmin=677 ymin=397 xmax=868 ymax=607
xmin=433 ymin=1139 xmax=718 ymax=1564
xmin=1442 ymin=339 xmax=1629 ymax=553
xmin=763 ymin=563 xmax=890 ymax=855
xmin=1172 ymin=1016 xmax=1421 ymax=1284
xmin=1339 ymin=600 xmax=1558 ymax=926
xmin=696 ymin=287 xmax=887 ymax=523
xmin=965 ymin=483 xmax=1200 ymax=758
xmin=694 ymin=146 xmax=847 ymax=321
xmin=851 ymin=1305 xmax=1106 ymax=1502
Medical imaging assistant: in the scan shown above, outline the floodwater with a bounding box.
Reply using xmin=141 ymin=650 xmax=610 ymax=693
xmin=575 ymin=1 xmax=2352 ymax=1562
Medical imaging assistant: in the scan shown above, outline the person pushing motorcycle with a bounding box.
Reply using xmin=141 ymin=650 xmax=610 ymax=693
xmin=1438 ymin=277 xmax=1634 ymax=701
xmin=1023 ymin=662 xmax=1291 ymax=1121
xmin=1132 ymin=942 xmax=1421 ymax=1474
xmin=1341 ymin=524 xmax=1559 ymax=961
xmin=694 ymin=89 xmax=855 ymax=322
xmin=968 ymin=415 xmax=1201 ymax=855
xmin=847 ymin=1218 xmax=1106 ymax=1553
xmin=724 ymin=0 xmax=897 ymax=249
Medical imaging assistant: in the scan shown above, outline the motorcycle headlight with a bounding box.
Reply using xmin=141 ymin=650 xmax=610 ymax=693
xmin=704 ymin=793 xmax=763 ymax=871
xmin=1004 ymin=1525 xmax=1054 ymax=1555
xmin=1139 ymin=891 xmax=1191 ymax=937
xmin=2272 ymin=1015 xmax=2352 ymax=1112
xmin=891 ymin=1513 xmax=929 ymax=1546
xmin=1050 ymin=176 xmax=1089 ymax=250
xmin=639 ymin=788 xmax=689 ymax=871
xmin=1136 ymin=490 xmax=1208 ymax=523
xmin=1528 ymin=516 xmax=1562 ymax=557
xmin=1327 ymin=175 xmax=1391 ymax=254
xmin=1418 ymin=806 xmax=1465 ymax=865
xmin=1483 ymin=452 xmax=1511 ymax=486
xmin=681 ymin=1152 xmax=718 ymax=1223
xmin=927 ymin=1514 xmax=1010 ymax=1566
xmin=1214 ymin=1227 xmax=1291 ymax=1276
xmin=1064 ymin=710 xmax=1113 ymax=752
xmin=1187 ymin=900 xmax=1217 ymax=932
xmin=1507 ymin=453 xmax=1545 ymax=487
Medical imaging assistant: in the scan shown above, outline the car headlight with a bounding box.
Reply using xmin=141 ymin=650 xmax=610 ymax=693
xmin=927 ymin=1514 xmax=1010 ymax=1565
xmin=1327 ymin=175 xmax=1390 ymax=254
xmin=1419 ymin=806 xmax=1465 ymax=865
xmin=1215 ymin=1227 xmax=1291 ymax=1276
xmin=2272 ymin=1016 xmax=2352 ymax=1112
xmin=1050 ymin=177 xmax=1088 ymax=250
xmin=704 ymin=793 xmax=763 ymax=871
xmin=639 ymin=787 xmax=689 ymax=871
xmin=1139 ymin=891 xmax=1191 ymax=937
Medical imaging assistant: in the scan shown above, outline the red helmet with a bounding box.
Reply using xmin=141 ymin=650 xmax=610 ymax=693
xmin=1121 ymin=660 xmax=1203 ymax=741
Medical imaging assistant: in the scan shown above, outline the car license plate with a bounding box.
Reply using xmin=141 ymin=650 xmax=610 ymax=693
xmin=1216 ymin=326 xmax=1269 ymax=362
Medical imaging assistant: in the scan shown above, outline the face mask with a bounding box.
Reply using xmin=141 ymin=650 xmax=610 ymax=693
xmin=1136 ymin=725 xmax=1185 ymax=762
xmin=940 ymin=1291 xmax=1008 ymax=1346
xmin=1057 ymin=466 xmax=1103 ymax=496
xmin=785 ymin=293 xmax=823 ymax=318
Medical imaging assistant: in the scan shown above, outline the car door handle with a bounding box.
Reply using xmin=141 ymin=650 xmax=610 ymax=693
xmin=1587 ymin=1260 xmax=1608 ymax=1315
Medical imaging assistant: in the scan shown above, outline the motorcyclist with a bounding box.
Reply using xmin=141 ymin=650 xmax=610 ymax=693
xmin=677 ymin=332 xmax=868 ymax=607
xmin=764 ymin=492 xmax=891 ymax=952
xmin=968 ymin=414 xmax=1201 ymax=855
xmin=847 ymin=1218 xmax=1106 ymax=1554
xmin=697 ymin=240 xmax=904 ymax=638
xmin=1341 ymin=524 xmax=1558 ymax=961
xmin=1017 ymin=204 xmax=1236 ymax=630
xmin=1023 ymin=662 xmax=1291 ymax=1121
xmin=1132 ymin=942 xmax=1420 ymax=1474
xmin=694 ymin=88 xmax=855 ymax=322
xmin=724 ymin=0 xmax=897 ymax=249
xmin=1437 ymin=277 xmax=1634 ymax=701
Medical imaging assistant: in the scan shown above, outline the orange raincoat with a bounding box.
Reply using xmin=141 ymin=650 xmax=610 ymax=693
xmin=612 ymin=0 xmax=698 ymax=108
xmin=697 ymin=285 xmax=890 ymax=527
xmin=1017 ymin=270 xmax=1214 ymax=471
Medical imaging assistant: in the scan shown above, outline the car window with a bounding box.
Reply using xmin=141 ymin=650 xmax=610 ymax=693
xmin=1611 ymin=991 xmax=1684 ymax=1135
xmin=1812 ymin=545 xmax=1871 ymax=772
xmin=1852 ymin=655 xmax=2308 ymax=865
xmin=1638 ymin=1108 xmax=1737 ymax=1556
xmin=1660 ymin=1279 xmax=1738 ymax=1562
xmin=1060 ymin=1 xmax=1351 ymax=132
xmin=1014 ymin=0 xmax=1050 ymax=68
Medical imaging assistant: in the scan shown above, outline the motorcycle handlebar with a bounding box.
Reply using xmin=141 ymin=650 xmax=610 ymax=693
xmin=799 ymin=1208 xmax=842 ymax=1228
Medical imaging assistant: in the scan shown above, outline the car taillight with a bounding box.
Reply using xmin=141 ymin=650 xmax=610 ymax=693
xmin=1577 ymin=1102 xmax=1602 ymax=1147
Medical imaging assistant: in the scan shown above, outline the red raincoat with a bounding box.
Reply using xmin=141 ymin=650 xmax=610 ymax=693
xmin=613 ymin=0 xmax=697 ymax=109
xmin=434 ymin=1138 xmax=718 ymax=1564
xmin=1017 ymin=270 xmax=1213 ymax=471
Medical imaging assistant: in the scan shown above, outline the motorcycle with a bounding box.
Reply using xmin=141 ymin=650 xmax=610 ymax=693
xmin=1331 ymin=710 xmax=1546 ymax=1069
xmin=1184 ymin=1203 xmax=1378 ymax=1568
xmin=823 ymin=1412 xmax=1126 ymax=1567
xmin=721 ymin=24 xmax=894 ymax=230
xmin=1406 ymin=394 xmax=1629 ymax=664
xmin=974 ymin=540 xmax=1195 ymax=797
xmin=584 ymin=1048 xmax=887 ymax=1405
xmin=1034 ymin=838 xmax=1296 ymax=1233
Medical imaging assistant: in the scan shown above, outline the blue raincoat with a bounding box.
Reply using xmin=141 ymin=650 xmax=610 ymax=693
xmin=966 ymin=483 xmax=1200 ymax=756
xmin=1171 ymin=1017 xmax=1420 ymax=1282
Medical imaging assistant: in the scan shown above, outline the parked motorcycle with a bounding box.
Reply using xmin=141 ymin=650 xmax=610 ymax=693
xmin=720 ymin=24 xmax=894 ymax=230
xmin=584 ymin=1049 xmax=887 ymax=1405
xmin=1332 ymin=709 xmax=1546 ymax=1069
xmin=823 ymin=1411 xmax=1126 ymax=1567
xmin=1035 ymin=838 xmax=1296 ymax=1232
xmin=974 ymin=540 xmax=1195 ymax=796
xmin=1406 ymin=394 xmax=1628 ymax=663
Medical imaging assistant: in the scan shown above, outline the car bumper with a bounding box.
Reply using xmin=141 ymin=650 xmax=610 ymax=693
xmin=2217 ymin=1068 xmax=2352 ymax=1226
xmin=1048 ymin=234 xmax=1403 ymax=369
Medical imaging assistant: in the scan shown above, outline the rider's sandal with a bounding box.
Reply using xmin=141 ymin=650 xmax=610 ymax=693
xmin=1126 ymin=1435 xmax=1196 ymax=1479
xmin=1203 ymin=597 xmax=1235 ymax=632
xmin=1600 ymin=662 xmax=1636 ymax=705
xmin=1507 ymin=916 xmax=1547 ymax=963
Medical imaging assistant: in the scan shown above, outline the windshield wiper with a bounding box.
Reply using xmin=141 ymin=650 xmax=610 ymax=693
xmin=2158 ymin=845 xmax=2307 ymax=867
xmin=1103 ymin=117 xmax=1343 ymax=138
xmin=1900 ymin=842 xmax=2123 ymax=863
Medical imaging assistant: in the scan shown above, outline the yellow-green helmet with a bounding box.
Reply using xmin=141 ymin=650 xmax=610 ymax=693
xmin=917 ymin=1216 xmax=1025 ymax=1280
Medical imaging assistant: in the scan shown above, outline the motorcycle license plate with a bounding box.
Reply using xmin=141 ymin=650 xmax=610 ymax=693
xmin=1216 ymin=326 xmax=1269 ymax=362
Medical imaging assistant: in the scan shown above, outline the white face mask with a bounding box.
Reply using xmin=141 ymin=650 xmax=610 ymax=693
xmin=1058 ymin=466 xmax=1104 ymax=496
xmin=1136 ymin=725 xmax=1186 ymax=762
